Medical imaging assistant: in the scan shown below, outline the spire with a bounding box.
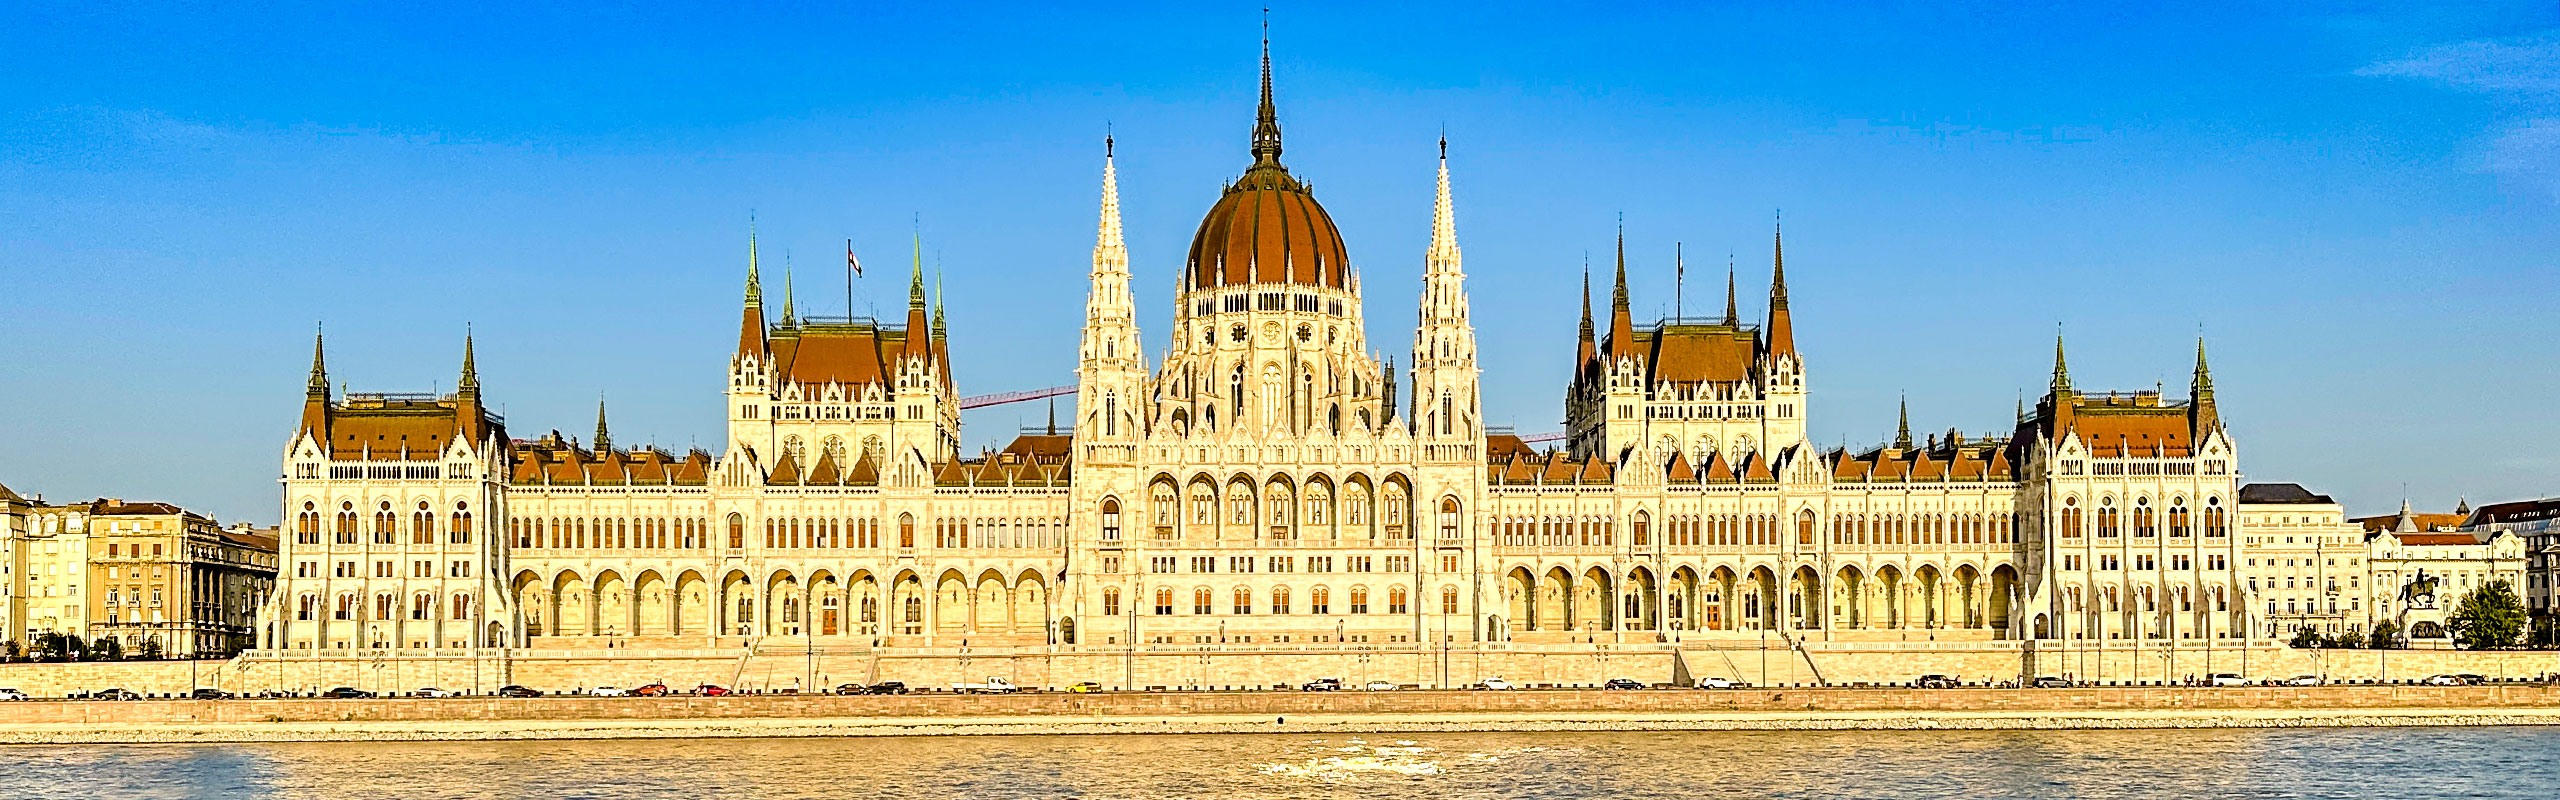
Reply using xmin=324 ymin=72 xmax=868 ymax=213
xmin=1427 ymin=133 xmax=1459 ymax=272
xmin=306 ymin=325 xmax=329 ymax=396
xmin=2189 ymin=335 xmax=2219 ymax=438
xmin=1606 ymin=220 xmax=1636 ymax=361
xmin=1096 ymin=133 xmax=1126 ymax=259
xmin=1894 ymin=395 xmax=1913 ymax=450
xmin=2395 ymin=498 xmax=2418 ymax=533
xmin=2050 ymin=331 xmax=2072 ymax=394
xmin=593 ymin=396 xmax=612 ymax=454
xmin=745 ymin=219 xmax=764 ymax=308
xmin=457 ymin=330 xmax=479 ymax=393
xmin=1575 ymin=261 xmax=1596 ymax=371
xmin=1764 ymin=215 xmax=1797 ymax=361
xmin=780 ymin=263 xmax=797 ymax=327
xmin=908 ymin=233 xmax=927 ymax=310
xmin=1722 ymin=255 xmax=1738 ymax=327
xmin=933 ymin=267 xmax=947 ymax=339
xmin=1251 ymin=12 xmax=1282 ymax=166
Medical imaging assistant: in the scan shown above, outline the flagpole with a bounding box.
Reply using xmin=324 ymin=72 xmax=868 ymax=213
xmin=847 ymin=238 xmax=856 ymax=319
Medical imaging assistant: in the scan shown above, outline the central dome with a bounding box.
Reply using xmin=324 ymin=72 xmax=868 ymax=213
xmin=1183 ymin=44 xmax=1350 ymax=291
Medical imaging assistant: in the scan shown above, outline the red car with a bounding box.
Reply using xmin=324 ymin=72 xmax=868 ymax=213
xmin=634 ymin=683 xmax=672 ymax=697
xmin=695 ymin=684 xmax=732 ymax=697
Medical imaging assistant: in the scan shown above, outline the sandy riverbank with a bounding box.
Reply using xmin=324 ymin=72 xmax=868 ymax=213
xmin=8 ymin=705 xmax=2560 ymax=744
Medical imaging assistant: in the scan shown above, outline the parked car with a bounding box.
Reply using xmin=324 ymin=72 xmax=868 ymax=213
xmin=497 ymin=684 xmax=544 ymax=698
xmin=1364 ymin=681 xmax=1399 ymax=691
xmin=89 ymin=688 xmax=141 ymax=701
xmin=1067 ymin=681 xmax=1103 ymax=693
xmin=2284 ymin=675 xmax=2323 ymax=687
xmin=1478 ymin=677 xmax=1516 ymax=691
xmin=832 ymin=683 xmax=866 ymax=695
xmin=1603 ymin=678 xmax=1645 ymax=690
xmin=694 ymin=684 xmax=731 ymax=697
xmin=2207 ymin=673 xmax=2249 ymax=687
xmin=413 ymin=687 xmax=459 ymax=698
xmin=1299 ymin=678 xmax=1344 ymax=692
xmin=189 ymin=688 xmax=233 ymax=700
xmin=864 ymin=681 xmax=911 ymax=695
xmin=1695 ymin=677 xmax=1738 ymax=690
xmin=591 ymin=686 xmax=631 ymax=697
xmin=1913 ymin=674 xmax=1959 ymax=689
xmin=0 ymin=688 xmax=27 ymax=701
xmin=634 ymin=683 xmax=672 ymax=697
xmin=320 ymin=687 xmax=376 ymax=699
xmin=2030 ymin=676 xmax=2073 ymax=689
xmin=2456 ymin=674 xmax=2488 ymax=685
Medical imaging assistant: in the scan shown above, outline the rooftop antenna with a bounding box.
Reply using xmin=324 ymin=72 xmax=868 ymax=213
xmin=1674 ymin=242 xmax=1684 ymax=320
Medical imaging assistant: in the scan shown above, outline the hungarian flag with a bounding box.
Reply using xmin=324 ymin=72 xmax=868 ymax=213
xmin=846 ymin=239 xmax=862 ymax=276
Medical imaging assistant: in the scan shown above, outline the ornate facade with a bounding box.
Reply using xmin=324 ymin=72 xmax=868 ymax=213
xmin=259 ymin=53 xmax=2278 ymax=661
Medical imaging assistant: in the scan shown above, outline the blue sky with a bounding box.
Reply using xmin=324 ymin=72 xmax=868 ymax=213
xmin=4 ymin=2 xmax=2555 ymax=524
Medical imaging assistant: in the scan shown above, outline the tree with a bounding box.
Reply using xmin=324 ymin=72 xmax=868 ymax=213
xmin=2450 ymin=580 xmax=2527 ymax=650
xmin=2369 ymin=620 xmax=2402 ymax=650
xmin=97 ymin=638 xmax=124 ymax=662
xmin=2289 ymin=628 xmax=2326 ymax=649
xmin=2333 ymin=628 xmax=2366 ymax=649
xmin=0 ymin=640 xmax=18 ymax=662
xmin=136 ymin=638 xmax=163 ymax=661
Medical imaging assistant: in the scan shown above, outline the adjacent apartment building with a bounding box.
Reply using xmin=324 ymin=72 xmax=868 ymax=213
xmin=0 ymin=486 xmax=279 ymax=657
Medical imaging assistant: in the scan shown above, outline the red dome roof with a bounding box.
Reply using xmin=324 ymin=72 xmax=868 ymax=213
xmin=1186 ymin=164 xmax=1350 ymax=290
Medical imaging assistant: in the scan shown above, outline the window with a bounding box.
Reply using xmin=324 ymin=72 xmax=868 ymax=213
xmin=1442 ymin=586 xmax=1460 ymax=614
xmin=1234 ymin=587 xmax=1253 ymax=615
xmin=1102 ymin=588 xmax=1121 ymax=616
xmin=411 ymin=592 xmax=434 ymax=620
xmin=1389 ymin=586 xmax=1409 ymax=614
xmin=1439 ymin=497 xmax=1461 ymax=540
xmin=1101 ymin=498 xmax=1122 ymax=541
xmin=727 ymin=514 xmax=746 ymax=549
xmin=1154 ymin=588 xmax=1174 ymax=616
xmin=1311 ymin=586 xmax=1331 ymax=615
xmin=414 ymin=501 xmax=436 ymax=544
xmin=1350 ymin=587 xmax=1370 ymax=614
xmin=1194 ymin=587 xmax=1213 ymax=615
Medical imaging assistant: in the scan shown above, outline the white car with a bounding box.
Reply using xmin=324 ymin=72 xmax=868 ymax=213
xmin=2207 ymin=673 xmax=2249 ymax=687
xmin=413 ymin=687 xmax=459 ymax=698
xmin=2284 ymin=675 xmax=2322 ymax=687
xmin=592 ymin=686 xmax=631 ymax=697
xmin=1695 ymin=677 xmax=1738 ymax=690
xmin=1478 ymin=677 xmax=1516 ymax=691
xmin=0 ymin=688 xmax=26 ymax=701
xmin=1364 ymin=681 xmax=1397 ymax=691
xmin=2423 ymin=674 xmax=2463 ymax=686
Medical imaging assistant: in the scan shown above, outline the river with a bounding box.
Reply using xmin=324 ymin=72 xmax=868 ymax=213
xmin=10 ymin=727 xmax=2549 ymax=798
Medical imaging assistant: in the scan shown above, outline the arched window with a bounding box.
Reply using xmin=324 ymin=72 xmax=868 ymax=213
xmin=336 ymin=501 xmax=358 ymax=544
xmin=1189 ymin=483 xmax=1216 ymax=528
xmin=899 ymin=513 xmax=916 ymax=548
xmin=1441 ymin=586 xmax=1460 ymax=615
xmin=1633 ymin=510 xmax=1652 ymax=546
xmin=1272 ymin=586 xmax=1292 ymax=614
xmin=1102 ymin=588 xmax=1122 ymax=616
xmin=451 ymin=501 xmax=472 ymax=544
xmin=297 ymin=593 xmax=318 ymax=621
xmin=452 ymin=593 xmax=475 ymax=620
xmin=1311 ymin=586 xmax=1331 ymax=615
xmin=2061 ymin=497 xmax=2082 ymax=539
xmin=2205 ymin=498 xmax=2227 ymax=537
xmin=297 ymin=501 xmax=320 ymax=545
xmin=727 ymin=513 xmax=745 ymax=549
xmin=1234 ymin=587 xmax=1253 ymax=615
xmin=1193 ymin=587 xmax=1213 ymax=615
xmin=1796 ymin=509 xmax=1817 ymax=546
xmin=2133 ymin=497 xmax=2155 ymax=537
xmin=2169 ymin=500 xmax=2190 ymax=537
xmin=1388 ymin=586 xmax=1409 ymax=614
xmin=1350 ymin=586 xmax=1370 ymax=614
xmin=1439 ymin=497 xmax=1461 ymax=541
xmin=374 ymin=501 xmax=397 ymax=544
xmin=2098 ymin=499 xmax=2120 ymax=538
xmin=1154 ymin=587 xmax=1175 ymax=616
xmin=412 ymin=591 xmax=434 ymax=620
xmin=1151 ymin=484 xmax=1177 ymax=538
xmin=1100 ymin=498 xmax=1122 ymax=541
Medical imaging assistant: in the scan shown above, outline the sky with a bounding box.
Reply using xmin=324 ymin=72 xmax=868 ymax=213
xmin=3 ymin=1 xmax=2555 ymax=525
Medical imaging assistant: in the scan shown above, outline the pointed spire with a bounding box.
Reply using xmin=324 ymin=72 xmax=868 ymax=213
xmin=1606 ymin=219 xmax=1636 ymax=361
xmin=1894 ymin=394 xmax=1913 ymax=450
xmin=457 ymin=329 xmax=479 ymax=393
xmin=1764 ymin=214 xmax=1797 ymax=361
xmin=306 ymin=325 xmax=329 ymax=396
xmin=593 ymin=396 xmax=612 ymax=454
xmin=745 ymin=218 xmax=764 ymax=307
xmin=2192 ymin=336 xmax=2214 ymax=395
xmin=1251 ymin=11 xmax=1282 ymax=166
xmin=2050 ymin=330 xmax=2072 ymax=394
xmin=908 ymin=232 xmax=927 ymax=310
xmin=933 ymin=267 xmax=947 ymax=338
xmin=1722 ymin=255 xmax=1739 ymax=327
xmin=1575 ymin=260 xmax=1596 ymax=370
xmin=1427 ymin=133 xmax=1459 ymax=272
xmin=780 ymin=262 xmax=797 ymax=326
xmin=2395 ymin=498 xmax=2419 ymax=533
xmin=1095 ymin=132 xmax=1126 ymax=260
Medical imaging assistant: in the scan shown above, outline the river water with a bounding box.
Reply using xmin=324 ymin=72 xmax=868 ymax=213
xmin=11 ymin=727 xmax=2551 ymax=799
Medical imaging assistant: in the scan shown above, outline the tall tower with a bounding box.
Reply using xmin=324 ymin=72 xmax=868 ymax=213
xmin=724 ymin=224 xmax=775 ymax=476
xmin=1759 ymin=221 xmax=1807 ymax=451
xmin=1076 ymin=135 xmax=1146 ymax=459
xmin=1411 ymin=137 xmax=1481 ymax=454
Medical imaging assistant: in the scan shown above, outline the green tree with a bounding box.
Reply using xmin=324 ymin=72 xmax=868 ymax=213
xmin=2333 ymin=628 xmax=2366 ymax=649
xmin=2369 ymin=620 xmax=2402 ymax=650
xmin=2288 ymin=628 xmax=2326 ymax=649
xmin=136 ymin=638 xmax=163 ymax=661
xmin=2449 ymin=580 xmax=2527 ymax=650
xmin=97 ymin=638 xmax=124 ymax=662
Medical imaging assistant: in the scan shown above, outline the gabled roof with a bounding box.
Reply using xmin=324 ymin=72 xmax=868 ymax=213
xmin=934 ymin=460 xmax=971 ymax=486
xmin=1701 ymin=451 xmax=1736 ymax=483
xmin=1664 ymin=451 xmax=1696 ymax=483
xmin=1578 ymin=455 xmax=1613 ymax=484
xmin=1740 ymin=451 xmax=1775 ymax=483
xmin=804 ymin=451 xmax=842 ymax=486
xmin=845 ymin=451 xmax=880 ymax=486
xmin=1486 ymin=434 xmax=1538 ymax=462
xmin=766 ymin=451 xmax=802 ymax=485
xmin=1502 ymin=455 xmax=1539 ymax=485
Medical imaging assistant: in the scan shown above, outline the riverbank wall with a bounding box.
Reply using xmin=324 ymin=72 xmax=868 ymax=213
xmin=2 ymin=685 xmax=2559 ymax=744
xmin=0 ymin=643 xmax=2554 ymax=698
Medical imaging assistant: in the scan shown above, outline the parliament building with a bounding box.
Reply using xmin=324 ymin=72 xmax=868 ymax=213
xmin=261 ymin=52 xmax=2339 ymax=677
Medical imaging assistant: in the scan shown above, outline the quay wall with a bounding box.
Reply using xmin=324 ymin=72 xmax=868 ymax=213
xmin=0 ymin=644 xmax=2555 ymax=698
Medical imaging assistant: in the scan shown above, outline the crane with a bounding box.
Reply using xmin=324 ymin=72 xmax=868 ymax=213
xmin=957 ymin=385 xmax=1075 ymax=410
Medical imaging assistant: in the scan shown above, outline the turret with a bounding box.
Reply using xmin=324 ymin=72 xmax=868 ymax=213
xmin=299 ymin=327 xmax=330 ymax=442
xmin=2190 ymin=337 xmax=2218 ymax=438
xmin=1411 ymin=136 xmax=1481 ymax=446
